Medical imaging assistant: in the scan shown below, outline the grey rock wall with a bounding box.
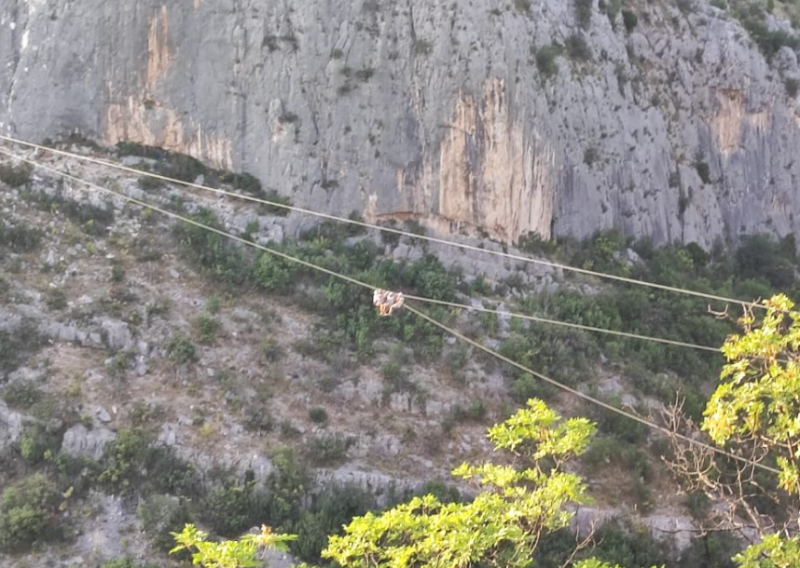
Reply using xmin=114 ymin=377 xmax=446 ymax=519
xmin=2 ymin=0 xmax=800 ymax=248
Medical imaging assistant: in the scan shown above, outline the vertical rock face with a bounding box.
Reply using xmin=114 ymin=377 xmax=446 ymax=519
xmin=1 ymin=0 xmax=800 ymax=247
xmin=438 ymin=81 xmax=556 ymax=242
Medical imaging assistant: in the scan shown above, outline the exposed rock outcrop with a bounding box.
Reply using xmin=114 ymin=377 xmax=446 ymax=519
xmin=0 ymin=399 xmax=23 ymax=450
xmin=61 ymin=423 xmax=117 ymax=461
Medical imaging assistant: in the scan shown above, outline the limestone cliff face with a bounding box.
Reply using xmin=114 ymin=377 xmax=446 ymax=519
xmin=2 ymin=0 xmax=800 ymax=247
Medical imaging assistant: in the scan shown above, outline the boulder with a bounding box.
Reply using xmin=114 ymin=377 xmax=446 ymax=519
xmin=61 ymin=423 xmax=117 ymax=461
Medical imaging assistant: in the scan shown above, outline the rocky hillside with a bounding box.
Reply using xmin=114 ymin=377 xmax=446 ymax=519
xmin=4 ymin=1 xmax=800 ymax=566
xmin=2 ymin=0 xmax=800 ymax=248
xmin=0 ymin=146 xmax=494 ymax=566
xmin=5 ymin=139 xmax=799 ymax=566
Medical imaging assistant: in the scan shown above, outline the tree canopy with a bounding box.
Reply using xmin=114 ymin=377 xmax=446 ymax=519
xmin=700 ymin=294 xmax=800 ymax=566
xmin=322 ymin=399 xmax=659 ymax=568
xmin=170 ymin=523 xmax=296 ymax=568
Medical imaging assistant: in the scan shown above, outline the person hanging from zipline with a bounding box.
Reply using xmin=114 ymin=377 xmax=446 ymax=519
xmin=373 ymin=289 xmax=405 ymax=316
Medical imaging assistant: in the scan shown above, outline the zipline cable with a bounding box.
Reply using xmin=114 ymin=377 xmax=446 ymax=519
xmin=401 ymin=296 xmax=722 ymax=353
xmin=0 ymin=134 xmax=764 ymax=310
xmin=0 ymin=146 xmax=778 ymax=475
xmin=404 ymin=304 xmax=780 ymax=475
xmin=0 ymin=147 xmax=723 ymax=353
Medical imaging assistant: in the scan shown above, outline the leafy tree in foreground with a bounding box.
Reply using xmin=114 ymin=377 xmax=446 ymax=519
xmin=170 ymin=523 xmax=296 ymax=568
xmin=322 ymin=399 xmax=657 ymax=568
xmin=707 ymin=295 xmax=800 ymax=566
xmin=666 ymin=294 xmax=800 ymax=567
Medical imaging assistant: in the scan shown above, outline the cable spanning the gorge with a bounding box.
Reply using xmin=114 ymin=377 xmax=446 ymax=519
xmin=0 ymin=146 xmax=723 ymax=353
xmin=0 ymin=133 xmax=764 ymax=310
xmin=0 ymin=147 xmax=779 ymax=476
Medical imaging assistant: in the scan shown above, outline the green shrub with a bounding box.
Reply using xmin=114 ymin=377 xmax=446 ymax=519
xmin=279 ymin=420 xmax=301 ymax=439
xmin=308 ymin=407 xmax=328 ymax=424
xmin=0 ymin=322 xmax=45 ymax=374
xmin=535 ymin=527 xmax=587 ymax=568
xmin=137 ymin=176 xmax=165 ymax=191
xmin=206 ymin=295 xmax=222 ymax=314
xmin=622 ymin=9 xmax=638 ymax=32
xmin=111 ymin=263 xmax=126 ymax=282
xmin=119 ymin=141 xmax=266 ymax=199
xmin=583 ymin=147 xmax=599 ymax=166
xmin=348 ymin=239 xmax=379 ymax=270
xmin=536 ymin=518 xmax=669 ymax=567
xmin=261 ymin=334 xmax=284 ymax=362
xmin=422 ymin=481 xmax=461 ymax=504
xmin=734 ymin=5 xmax=800 ymax=61
xmin=570 ymin=229 xmax=627 ymax=274
xmin=683 ymin=491 xmax=712 ymax=521
xmin=467 ymin=399 xmax=487 ymax=421
xmin=588 ymin=519 xmax=669 ymax=568
xmin=448 ymin=400 xmax=488 ymax=423
xmin=786 ymin=78 xmax=800 ymax=98
xmin=498 ymin=323 xmax=595 ymax=394
xmin=144 ymin=446 xmax=201 ymax=497
xmin=305 ymin=433 xmax=354 ymax=467
xmin=442 ymin=344 xmax=468 ymax=375
xmin=735 ymin=233 xmax=796 ymax=289
xmin=99 ymin=559 xmax=160 ymax=568
xmin=600 ymin=0 xmax=622 ymax=23
xmin=355 ymin=68 xmax=375 ymax=82
xmin=265 ymin=447 xmax=312 ymax=526
xmin=510 ymin=373 xmax=557 ymax=403
xmin=694 ymin=158 xmax=711 ymax=184
xmin=0 ymin=474 xmax=61 ymax=552
xmin=413 ymin=39 xmax=433 ymax=55
xmin=98 ymin=428 xmax=150 ymax=489
xmin=23 ymin=190 xmax=114 ymax=236
xmin=403 ymin=254 xmax=455 ymax=302
xmin=262 ymin=189 xmax=292 ymax=216
xmin=137 ymin=494 xmax=191 ymax=551
xmin=382 ymin=360 xmax=402 ymax=383
xmin=536 ymin=45 xmax=561 ymax=78
xmin=575 ymin=0 xmax=593 ymax=29
xmin=527 ymin=273 xmax=729 ymax=385
xmin=219 ymin=171 xmax=263 ymax=197
xmin=46 ymin=288 xmax=68 ymax=310
xmin=379 ymin=220 xmax=401 ymax=246
xmin=565 ymin=34 xmax=592 ymax=61
xmin=201 ymin=481 xmax=265 ymax=537
xmin=243 ymin=405 xmax=274 ymax=433
xmin=108 ymin=349 xmax=134 ymax=377
xmin=290 ymin=483 xmax=376 ymax=562
xmin=19 ymin=423 xmax=63 ymax=465
xmin=0 ymin=220 xmax=42 ymax=252
xmin=158 ymin=152 xmax=207 ymax=183
xmin=116 ymin=141 xmax=164 ymax=159
xmin=0 ymin=162 xmax=33 ymax=188
xmin=591 ymin=397 xmax=649 ymax=444
xmin=167 ymin=333 xmax=197 ymax=365
xmin=301 ymin=212 xmax=367 ymax=242
xmin=194 ymin=313 xmax=220 ymax=344
xmin=517 ymin=232 xmax=558 ymax=256
xmin=173 ymin=209 xmax=250 ymax=285
xmin=513 ymin=0 xmax=531 ymax=14
xmin=253 ymin=252 xmax=292 ymax=292
xmin=3 ymin=381 xmax=43 ymax=409
xmin=678 ymin=532 xmax=741 ymax=568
